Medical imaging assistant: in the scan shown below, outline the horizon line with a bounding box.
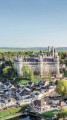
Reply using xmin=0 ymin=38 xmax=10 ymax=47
xmin=0 ymin=46 xmax=67 ymax=49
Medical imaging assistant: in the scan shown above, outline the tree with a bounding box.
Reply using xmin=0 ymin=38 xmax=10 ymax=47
xmin=22 ymin=66 xmax=33 ymax=80
xmin=28 ymin=68 xmax=33 ymax=80
xmin=2 ymin=66 xmax=10 ymax=76
xmin=2 ymin=66 xmax=16 ymax=78
xmin=56 ymin=79 xmax=67 ymax=96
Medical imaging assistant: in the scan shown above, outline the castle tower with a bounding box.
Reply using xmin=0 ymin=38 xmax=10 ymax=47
xmin=54 ymin=51 xmax=60 ymax=77
xmin=38 ymin=51 xmax=43 ymax=77
xmin=52 ymin=46 xmax=54 ymax=58
xmin=14 ymin=55 xmax=23 ymax=76
xmin=48 ymin=46 xmax=51 ymax=56
xmin=48 ymin=46 xmax=51 ymax=53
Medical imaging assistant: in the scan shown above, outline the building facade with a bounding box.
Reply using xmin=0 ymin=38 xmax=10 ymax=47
xmin=14 ymin=46 xmax=60 ymax=78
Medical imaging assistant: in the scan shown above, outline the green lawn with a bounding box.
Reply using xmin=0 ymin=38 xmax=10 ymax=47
xmin=13 ymin=76 xmax=42 ymax=85
xmin=42 ymin=109 xmax=67 ymax=119
xmin=13 ymin=77 xmax=29 ymax=85
xmin=32 ymin=76 xmax=42 ymax=82
xmin=0 ymin=105 xmax=28 ymax=119
xmin=42 ymin=110 xmax=58 ymax=118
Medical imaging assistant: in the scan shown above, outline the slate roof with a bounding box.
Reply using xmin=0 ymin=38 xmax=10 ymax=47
xmin=24 ymin=57 xmax=39 ymax=62
xmin=44 ymin=58 xmax=54 ymax=62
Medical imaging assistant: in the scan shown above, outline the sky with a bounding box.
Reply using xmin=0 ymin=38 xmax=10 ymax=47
xmin=0 ymin=0 xmax=67 ymax=48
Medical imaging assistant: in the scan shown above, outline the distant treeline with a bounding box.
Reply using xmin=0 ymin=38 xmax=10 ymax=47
xmin=0 ymin=47 xmax=67 ymax=51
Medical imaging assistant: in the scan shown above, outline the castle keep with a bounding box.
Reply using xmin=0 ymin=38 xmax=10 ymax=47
xmin=14 ymin=46 xmax=60 ymax=78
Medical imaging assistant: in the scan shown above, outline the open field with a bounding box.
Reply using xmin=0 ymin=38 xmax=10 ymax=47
xmin=0 ymin=49 xmax=28 ymax=53
xmin=0 ymin=48 xmax=67 ymax=53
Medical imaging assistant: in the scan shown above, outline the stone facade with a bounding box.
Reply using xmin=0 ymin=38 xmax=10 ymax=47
xmin=14 ymin=46 xmax=60 ymax=78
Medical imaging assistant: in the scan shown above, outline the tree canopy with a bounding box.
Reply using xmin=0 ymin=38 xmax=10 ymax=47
xmin=2 ymin=66 xmax=16 ymax=78
xmin=56 ymin=79 xmax=67 ymax=96
xmin=22 ymin=66 xmax=33 ymax=80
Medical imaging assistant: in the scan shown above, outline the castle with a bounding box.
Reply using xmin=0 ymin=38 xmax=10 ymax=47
xmin=14 ymin=46 xmax=60 ymax=78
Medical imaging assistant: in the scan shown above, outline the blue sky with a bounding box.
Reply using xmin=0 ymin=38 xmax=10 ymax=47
xmin=0 ymin=0 xmax=67 ymax=47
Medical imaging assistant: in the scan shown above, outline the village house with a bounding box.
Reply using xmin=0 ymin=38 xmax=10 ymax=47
xmin=0 ymin=101 xmax=6 ymax=109
xmin=17 ymin=96 xmax=34 ymax=106
xmin=4 ymin=98 xmax=17 ymax=107
xmin=16 ymin=87 xmax=31 ymax=100
xmin=0 ymin=98 xmax=17 ymax=109
xmin=30 ymin=99 xmax=50 ymax=112
xmin=32 ymin=90 xmax=46 ymax=100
